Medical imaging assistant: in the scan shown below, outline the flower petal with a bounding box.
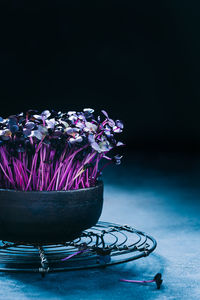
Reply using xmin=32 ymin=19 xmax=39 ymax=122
xmin=31 ymin=130 xmax=43 ymax=140
xmin=41 ymin=110 xmax=51 ymax=119
xmin=69 ymin=137 xmax=76 ymax=144
xmin=91 ymin=141 xmax=101 ymax=152
xmin=10 ymin=124 xmax=19 ymax=133
xmin=115 ymin=120 xmax=124 ymax=129
xmin=101 ymin=110 xmax=109 ymax=118
xmin=60 ymin=120 xmax=69 ymax=128
xmin=33 ymin=114 xmax=42 ymax=120
xmin=75 ymin=136 xmax=83 ymax=143
xmin=113 ymin=126 xmax=122 ymax=133
xmin=25 ymin=122 xmax=35 ymax=130
xmin=46 ymin=118 xmax=57 ymax=129
xmin=23 ymin=128 xmax=32 ymax=137
xmin=67 ymin=111 xmax=76 ymax=115
xmin=76 ymin=121 xmax=85 ymax=129
xmin=83 ymin=108 xmax=94 ymax=114
xmin=68 ymin=115 xmax=77 ymax=123
xmin=88 ymin=134 xmax=95 ymax=144
xmin=85 ymin=122 xmax=97 ymax=132
xmin=116 ymin=141 xmax=125 ymax=146
xmin=108 ymin=119 xmax=115 ymax=127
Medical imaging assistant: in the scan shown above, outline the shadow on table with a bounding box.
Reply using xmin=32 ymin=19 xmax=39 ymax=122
xmin=1 ymin=253 xmax=166 ymax=300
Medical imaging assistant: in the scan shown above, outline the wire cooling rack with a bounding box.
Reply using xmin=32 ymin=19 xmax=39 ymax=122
xmin=0 ymin=221 xmax=157 ymax=275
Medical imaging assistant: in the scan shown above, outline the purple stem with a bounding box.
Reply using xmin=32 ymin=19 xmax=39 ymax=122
xmin=61 ymin=249 xmax=90 ymax=261
xmin=120 ymin=279 xmax=155 ymax=283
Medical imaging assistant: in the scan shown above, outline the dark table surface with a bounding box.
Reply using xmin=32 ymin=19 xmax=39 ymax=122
xmin=0 ymin=152 xmax=199 ymax=300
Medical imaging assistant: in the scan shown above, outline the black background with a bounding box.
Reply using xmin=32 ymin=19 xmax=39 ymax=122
xmin=1 ymin=1 xmax=200 ymax=152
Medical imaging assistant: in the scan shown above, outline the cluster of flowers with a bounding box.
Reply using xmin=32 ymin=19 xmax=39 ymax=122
xmin=0 ymin=109 xmax=124 ymax=191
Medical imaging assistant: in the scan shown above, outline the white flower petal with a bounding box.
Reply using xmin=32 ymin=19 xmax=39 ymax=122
xmin=75 ymin=136 xmax=83 ymax=143
xmin=41 ymin=110 xmax=51 ymax=119
xmin=113 ymin=126 xmax=122 ymax=133
xmin=85 ymin=122 xmax=97 ymax=132
xmin=91 ymin=142 xmax=101 ymax=152
xmin=88 ymin=134 xmax=95 ymax=143
xmin=83 ymin=108 xmax=94 ymax=114
xmin=60 ymin=120 xmax=69 ymax=128
xmin=67 ymin=111 xmax=76 ymax=115
xmin=33 ymin=114 xmax=43 ymax=120
xmin=116 ymin=141 xmax=124 ymax=146
xmin=46 ymin=118 xmax=57 ymax=129
xmin=69 ymin=137 xmax=76 ymax=144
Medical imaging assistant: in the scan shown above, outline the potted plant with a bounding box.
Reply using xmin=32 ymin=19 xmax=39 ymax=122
xmin=0 ymin=109 xmax=124 ymax=244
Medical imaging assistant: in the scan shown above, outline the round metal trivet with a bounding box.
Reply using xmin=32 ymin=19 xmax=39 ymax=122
xmin=0 ymin=221 xmax=157 ymax=274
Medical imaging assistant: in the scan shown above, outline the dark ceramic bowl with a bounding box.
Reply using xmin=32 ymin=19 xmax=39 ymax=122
xmin=0 ymin=181 xmax=103 ymax=244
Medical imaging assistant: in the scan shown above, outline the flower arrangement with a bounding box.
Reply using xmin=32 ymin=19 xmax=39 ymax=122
xmin=0 ymin=109 xmax=124 ymax=191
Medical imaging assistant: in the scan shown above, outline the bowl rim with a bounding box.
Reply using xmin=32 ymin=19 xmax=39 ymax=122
xmin=0 ymin=180 xmax=103 ymax=193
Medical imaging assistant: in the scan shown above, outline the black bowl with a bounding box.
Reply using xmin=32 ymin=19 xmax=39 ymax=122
xmin=0 ymin=181 xmax=103 ymax=244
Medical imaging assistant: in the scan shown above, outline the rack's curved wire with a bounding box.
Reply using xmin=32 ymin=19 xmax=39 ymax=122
xmin=0 ymin=221 xmax=157 ymax=273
